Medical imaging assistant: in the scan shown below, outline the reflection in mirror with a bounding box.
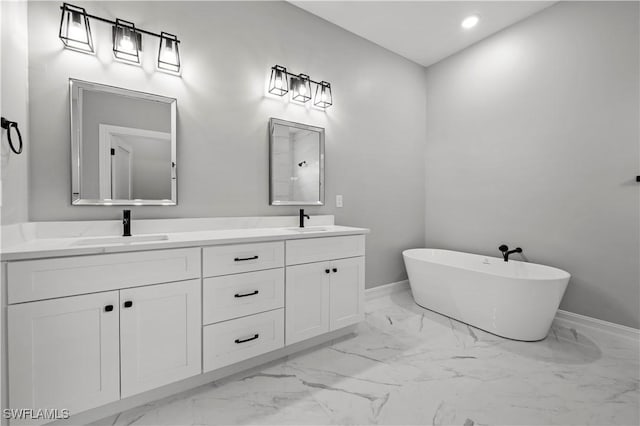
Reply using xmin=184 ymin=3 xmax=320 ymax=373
xmin=70 ymin=79 xmax=177 ymax=205
xmin=269 ymin=118 xmax=324 ymax=206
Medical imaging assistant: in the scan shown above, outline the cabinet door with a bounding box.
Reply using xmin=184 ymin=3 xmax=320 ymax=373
xmin=285 ymin=262 xmax=330 ymax=345
xmin=8 ymin=292 xmax=120 ymax=423
xmin=329 ymin=257 xmax=365 ymax=330
xmin=120 ymin=279 xmax=201 ymax=398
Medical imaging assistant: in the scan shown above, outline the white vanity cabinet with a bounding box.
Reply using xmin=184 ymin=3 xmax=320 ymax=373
xmin=285 ymin=236 xmax=365 ymax=345
xmin=8 ymin=292 xmax=121 ymax=423
xmin=202 ymin=242 xmax=286 ymax=373
xmin=3 ymin=228 xmax=367 ymax=424
xmin=6 ymin=248 xmax=202 ymax=424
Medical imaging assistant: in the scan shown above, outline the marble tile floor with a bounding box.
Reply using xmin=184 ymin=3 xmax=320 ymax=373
xmin=94 ymin=290 xmax=639 ymax=426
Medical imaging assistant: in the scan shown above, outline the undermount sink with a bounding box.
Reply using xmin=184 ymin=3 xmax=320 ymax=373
xmin=288 ymin=227 xmax=330 ymax=233
xmin=73 ymin=234 xmax=169 ymax=246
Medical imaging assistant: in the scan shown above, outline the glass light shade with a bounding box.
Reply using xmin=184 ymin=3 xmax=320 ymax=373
xmin=291 ymin=74 xmax=312 ymax=103
xmin=268 ymin=65 xmax=289 ymax=96
xmin=314 ymin=81 xmax=333 ymax=108
xmin=112 ymin=19 xmax=141 ymax=64
xmin=59 ymin=3 xmax=94 ymax=53
xmin=158 ymin=32 xmax=181 ymax=73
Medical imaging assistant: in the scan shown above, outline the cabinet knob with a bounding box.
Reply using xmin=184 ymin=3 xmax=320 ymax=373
xmin=123 ymin=300 xmax=133 ymax=308
xmin=332 ymin=268 xmax=338 ymax=273
xmin=104 ymin=304 xmax=114 ymax=312
xmin=325 ymin=269 xmax=330 ymax=274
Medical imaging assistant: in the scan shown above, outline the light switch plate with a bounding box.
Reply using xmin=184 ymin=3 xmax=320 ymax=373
xmin=336 ymin=195 xmax=343 ymax=208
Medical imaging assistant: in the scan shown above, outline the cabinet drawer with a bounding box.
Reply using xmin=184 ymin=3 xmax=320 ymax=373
xmin=203 ymin=309 xmax=284 ymax=372
xmin=203 ymin=269 xmax=284 ymax=325
xmin=8 ymin=248 xmax=201 ymax=304
xmin=286 ymin=235 xmax=365 ymax=265
xmin=203 ymin=242 xmax=284 ymax=277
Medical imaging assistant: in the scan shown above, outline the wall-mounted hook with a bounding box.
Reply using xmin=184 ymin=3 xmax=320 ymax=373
xmin=1 ymin=117 xmax=23 ymax=154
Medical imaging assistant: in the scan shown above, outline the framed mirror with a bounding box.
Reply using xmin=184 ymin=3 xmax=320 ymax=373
xmin=269 ymin=118 xmax=325 ymax=206
xmin=70 ymin=79 xmax=177 ymax=205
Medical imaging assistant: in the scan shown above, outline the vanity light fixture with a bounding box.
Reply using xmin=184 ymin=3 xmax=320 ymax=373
xmin=158 ymin=32 xmax=181 ymax=73
xmin=291 ymin=74 xmax=312 ymax=103
xmin=267 ymin=64 xmax=333 ymax=108
xmin=59 ymin=3 xmax=94 ymax=53
xmin=112 ymin=19 xmax=141 ymax=64
xmin=314 ymin=81 xmax=333 ymax=108
xmin=268 ymin=65 xmax=289 ymax=96
xmin=58 ymin=3 xmax=182 ymax=74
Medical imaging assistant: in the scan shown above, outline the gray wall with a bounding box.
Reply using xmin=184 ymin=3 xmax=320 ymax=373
xmin=1 ymin=1 xmax=30 ymax=225
xmin=27 ymin=1 xmax=427 ymax=288
xmin=424 ymin=1 xmax=639 ymax=328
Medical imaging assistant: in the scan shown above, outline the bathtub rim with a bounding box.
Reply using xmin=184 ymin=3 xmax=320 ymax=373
xmin=403 ymin=248 xmax=570 ymax=281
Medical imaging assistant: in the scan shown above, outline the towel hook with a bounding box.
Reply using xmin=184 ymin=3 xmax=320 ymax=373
xmin=1 ymin=117 xmax=23 ymax=155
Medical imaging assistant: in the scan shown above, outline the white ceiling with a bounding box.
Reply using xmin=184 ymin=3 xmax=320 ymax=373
xmin=290 ymin=1 xmax=556 ymax=67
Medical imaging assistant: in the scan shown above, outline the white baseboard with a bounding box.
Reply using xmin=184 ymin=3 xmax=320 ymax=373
xmin=553 ymin=309 xmax=639 ymax=343
xmin=366 ymin=280 xmax=639 ymax=343
xmin=365 ymin=280 xmax=409 ymax=300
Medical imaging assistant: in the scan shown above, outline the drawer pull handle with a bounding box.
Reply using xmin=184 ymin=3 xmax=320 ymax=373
xmin=234 ymin=255 xmax=259 ymax=262
xmin=123 ymin=300 xmax=133 ymax=308
xmin=332 ymin=268 xmax=338 ymax=273
xmin=104 ymin=304 xmax=114 ymax=312
xmin=325 ymin=269 xmax=330 ymax=274
xmin=235 ymin=290 xmax=259 ymax=298
xmin=235 ymin=334 xmax=259 ymax=344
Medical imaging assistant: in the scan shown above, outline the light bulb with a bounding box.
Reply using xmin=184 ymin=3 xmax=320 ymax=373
xmin=461 ymin=15 xmax=479 ymax=29
xmin=120 ymin=34 xmax=134 ymax=52
xmin=275 ymin=76 xmax=283 ymax=89
xmin=299 ymin=85 xmax=307 ymax=96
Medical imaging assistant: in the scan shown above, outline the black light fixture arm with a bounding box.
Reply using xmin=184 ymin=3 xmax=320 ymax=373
xmin=277 ymin=68 xmax=324 ymax=87
xmin=59 ymin=4 xmax=180 ymax=43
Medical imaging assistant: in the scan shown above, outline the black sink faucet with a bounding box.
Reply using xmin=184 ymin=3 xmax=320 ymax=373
xmin=299 ymin=209 xmax=310 ymax=228
xmin=123 ymin=210 xmax=131 ymax=237
xmin=499 ymin=244 xmax=522 ymax=262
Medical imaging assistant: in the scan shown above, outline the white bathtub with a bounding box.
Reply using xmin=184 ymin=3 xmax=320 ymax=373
xmin=402 ymin=249 xmax=570 ymax=341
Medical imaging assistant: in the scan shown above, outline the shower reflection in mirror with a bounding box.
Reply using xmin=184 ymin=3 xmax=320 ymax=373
xmin=269 ymin=118 xmax=324 ymax=206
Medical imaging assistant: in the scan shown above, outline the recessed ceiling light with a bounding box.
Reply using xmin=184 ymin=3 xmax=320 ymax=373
xmin=461 ymin=15 xmax=479 ymax=29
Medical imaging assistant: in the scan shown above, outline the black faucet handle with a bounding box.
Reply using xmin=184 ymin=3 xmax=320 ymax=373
xmin=498 ymin=244 xmax=509 ymax=252
xmin=122 ymin=210 xmax=132 ymax=237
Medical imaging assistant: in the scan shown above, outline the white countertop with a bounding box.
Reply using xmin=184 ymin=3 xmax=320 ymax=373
xmin=1 ymin=222 xmax=369 ymax=261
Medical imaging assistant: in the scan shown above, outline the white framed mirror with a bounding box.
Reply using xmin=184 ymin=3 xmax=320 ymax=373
xmin=70 ymin=79 xmax=177 ymax=205
xmin=269 ymin=118 xmax=325 ymax=206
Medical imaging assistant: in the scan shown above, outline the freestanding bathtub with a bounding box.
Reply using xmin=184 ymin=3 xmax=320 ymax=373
xmin=403 ymin=249 xmax=570 ymax=341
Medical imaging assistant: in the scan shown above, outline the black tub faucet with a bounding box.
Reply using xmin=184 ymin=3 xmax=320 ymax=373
xmin=299 ymin=209 xmax=310 ymax=228
xmin=123 ymin=210 xmax=131 ymax=237
xmin=499 ymin=244 xmax=522 ymax=262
